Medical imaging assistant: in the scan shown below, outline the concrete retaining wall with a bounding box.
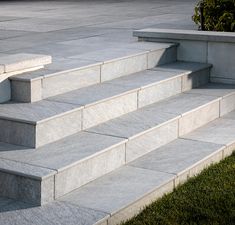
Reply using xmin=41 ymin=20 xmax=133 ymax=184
xmin=134 ymin=29 xmax=235 ymax=84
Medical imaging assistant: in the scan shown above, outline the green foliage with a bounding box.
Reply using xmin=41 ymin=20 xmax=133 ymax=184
xmin=192 ymin=0 xmax=235 ymax=32
xmin=122 ymin=152 xmax=235 ymax=225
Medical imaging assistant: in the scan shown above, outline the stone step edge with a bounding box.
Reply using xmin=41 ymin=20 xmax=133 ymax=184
xmin=0 ymin=64 xmax=211 ymax=148
xmin=2 ymin=63 xmax=211 ymax=126
xmin=9 ymin=44 xmax=178 ymax=102
xmin=9 ymin=44 xmax=177 ymax=82
xmin=0 ymin=54 xmax=52 ymax=76
xmin=0 ymin=92 xmax=231 ymax=204
xmin=94 ymin=142 xmax=233 ymax=225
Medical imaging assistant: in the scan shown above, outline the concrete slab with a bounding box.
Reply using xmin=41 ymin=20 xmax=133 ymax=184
xmin=130 ymin=138 xmax=223 ymax=175
xmin=184 ymin=118 xmax=235 ymax=146
xmin=0 ymin=53 xmax=51 ymax=73
xmin=59 ymin=166 xmax=174 ymax=214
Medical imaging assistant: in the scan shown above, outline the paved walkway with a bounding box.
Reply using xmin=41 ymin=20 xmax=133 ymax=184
xmin=0 ymin=0 xmax=197 ymax=58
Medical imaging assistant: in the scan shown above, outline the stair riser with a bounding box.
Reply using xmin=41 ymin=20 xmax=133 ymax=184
xmin=0 ymin=109 xmax=82 ymax=148
xmin=49 ymin=99 xmax=224 ymax=199
xmin=0 ymin=171 xmax=54 ymax=205
xmin=55 ymin=144 xmax=126 ymax=198
xmin=0 ymin=68 xmax=210 ymax=147
xmin=105 ymin=147 xmax=228 ymax=225
xmin=1 ymin=95 xmax=234 ymax=205
xmin=10 ymin=46 xmax=177 ymax=103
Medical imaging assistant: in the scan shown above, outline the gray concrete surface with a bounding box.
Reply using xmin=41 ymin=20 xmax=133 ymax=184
xmin=0 ymin=0 xmax=197 ymax=57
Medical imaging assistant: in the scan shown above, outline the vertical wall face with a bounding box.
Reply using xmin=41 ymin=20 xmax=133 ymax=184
xmin=208 ymin=42 xmax=235 ymax=83
xmin=137 ymin=30 xmax=235 ymax=84
xmin=0 ymin=77 xmax=11 ymax=103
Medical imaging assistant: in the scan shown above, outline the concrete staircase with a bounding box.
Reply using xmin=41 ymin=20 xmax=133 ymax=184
xmin=0 ymin=41 xmax=235 ymax=225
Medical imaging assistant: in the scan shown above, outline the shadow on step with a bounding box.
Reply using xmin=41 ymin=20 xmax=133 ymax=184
xmin=0 ymin=196 xmax=36 ymax=213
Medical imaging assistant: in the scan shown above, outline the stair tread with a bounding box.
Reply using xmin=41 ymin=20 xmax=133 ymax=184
xmin=60 ymin=165 xmax=174 ymax=214
xmin=0 ymin=53 xmax=51 ymax=73
xmin=1 ymin=111 xmax=235 ymax=224
xmin=10 ymin=42 xmax=175 ymax=82
xmin=47 ymin=61 xmax=211 ymax=107
xmin=68 ymin=43 xmax=175 ymax=62
xmin=0 ymin=100 xmax=80 ymax=124
xmin=0 ymin=83 xmax=233 ymax=179
xmin=0 ymin=157 xmax=55 ymax=180
xmin=59 ymin=138 xmax=222 ymax=214
xmin=87 ymin=89 xmax=220 ymax=138
xmin=184 ymin=110 xmax=235 ymax=146
xmin=0 ymin=132 xmax=125 ymax=176
xmin=10 ymin=57 xmax=101 ymax=81
xmin=0 ymin=61 xmax=210 ymax=123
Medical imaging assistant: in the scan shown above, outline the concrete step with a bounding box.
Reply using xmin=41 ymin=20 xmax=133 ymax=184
xmin=10 ymin=42 xmax=177 ymax=102
xmin=0 ymin=61 xmax=210 ymax=147
xmin=0 ymin=53 xmax=52 ymax=103
xmin=1 ymin=110 xmax=234 ymax=225
xmin=60 ymin=116 xmax=235 ymax=225
xmin=0 ymin=83 xmax=234 ymax=205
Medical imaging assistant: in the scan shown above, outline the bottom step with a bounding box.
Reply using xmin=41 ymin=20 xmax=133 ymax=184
xmin=1 ymin=111 xmax=235 ymax=225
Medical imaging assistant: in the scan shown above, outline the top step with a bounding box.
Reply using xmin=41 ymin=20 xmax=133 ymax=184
xmin=0 ymin=53 xmax=51 ymax=103
xmin=10 ymin=42 xmax=177 ymax=102
xmin=0 ymin=53 xmax=51 ymax=77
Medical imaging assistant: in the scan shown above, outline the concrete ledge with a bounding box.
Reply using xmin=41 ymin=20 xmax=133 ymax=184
xmin=133 ymin=28 xmax=235 ymax=43
xmin=134 ymin=28 xmax=235 ymax=84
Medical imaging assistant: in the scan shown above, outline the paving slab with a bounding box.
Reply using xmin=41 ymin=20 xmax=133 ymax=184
xmin=0 ymin=53 xmax=51 ymax=73
xmin=0 ymin=132 xmax=125 ymax=172
xmin=59 ymin=166 xmax=174 ymax=214
xmin=48 ymin=82 xmax=137 ymax=107
xmin=0 ymin=100 xmax=79 ymax=123
xmin=106 ymin=69 xmax=182 ymax=89
xmin=87 ymin=104 xmax=179 ymax=139
xmin=69 ymin=47 xmax=147 ymax=63
xmin=88 ymin=92 xmax=219 ymax=138
xmin=183 ymin=117 xmax=235 ymax=146
xmin=130 ymin=138 xmax=223 ymax=175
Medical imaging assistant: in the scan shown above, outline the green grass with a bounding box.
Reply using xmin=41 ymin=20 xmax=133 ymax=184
xmin=122 ymin=152 xmax=235 ymax=225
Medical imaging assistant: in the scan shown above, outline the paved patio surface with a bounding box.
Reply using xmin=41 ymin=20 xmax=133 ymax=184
xmin=0 ymin=0 xmax=197 ymax=59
